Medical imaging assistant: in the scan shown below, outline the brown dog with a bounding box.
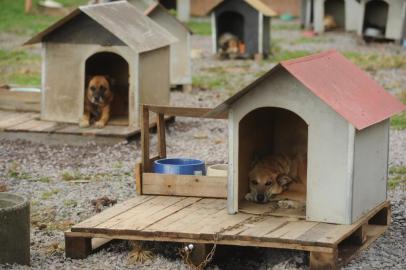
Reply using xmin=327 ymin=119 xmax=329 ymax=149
xmin=79 ymin=75 xmax=113 ymax=128
xmin=245 ymin=154 xmax=307 ymax=203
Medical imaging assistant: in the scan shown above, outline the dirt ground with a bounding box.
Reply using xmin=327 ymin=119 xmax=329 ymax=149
xmin=0 ymin=18 xmax=406 ymax=270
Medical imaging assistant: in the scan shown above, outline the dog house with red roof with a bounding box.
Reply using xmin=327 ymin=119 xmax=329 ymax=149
xmin=209 ymin=0 xmax=277 ymax=58
xmin=25 ymin=1 xmax=176 ymax=128
xmin=210 ymin=49 xmax=405 ymax=224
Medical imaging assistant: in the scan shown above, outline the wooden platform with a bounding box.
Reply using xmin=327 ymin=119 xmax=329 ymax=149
xmin=65 ymin=196 xmax=390 ymax=269
xmin=0 ymin=110 xmax=174 ymax=139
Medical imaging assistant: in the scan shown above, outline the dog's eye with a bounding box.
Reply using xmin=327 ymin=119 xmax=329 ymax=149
xmin=265 ymin=181 xmax=272 ymax=186
xmin=90 ymin=86 xmax=96 ymax=91
xmin=250 ymin=180 xmax=258 ymax=185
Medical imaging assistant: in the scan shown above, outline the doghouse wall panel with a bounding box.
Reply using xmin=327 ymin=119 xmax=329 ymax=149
xmin=149 ymin=8 xmax=192 ymax=85
xmin=229 ymin=69 xmax=354 ymax=224
xmin=352 ymin=119 xmax=389 ymax=223
xmin=345 ymin=0 xmax=360 ymax=31
xmin=44 ymin=13 xmax=126 ymax=46
xmin=41 ymin=43 xmax=135 ymax=124
xmin=138 ymin=46 xmax=170 ymax=120
xmin=262 ymin=16 xmax=271 ymax=56
xmin=214 ymin=0 xmax=260 ymax=56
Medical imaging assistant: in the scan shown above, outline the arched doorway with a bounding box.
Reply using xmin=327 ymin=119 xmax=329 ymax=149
xmin=160 ymin=0 xmax=176 ymax=10
xmin=85 ymin=52 xmax=129 ymax=126
xmin=238 ymin=107 xmax=308 ymax=213
xmin=324 ymin=0 xmax=345 ymax=29
xmin=363 ymin=0 xmax=389 ymax=37
xmin=217 ymin=11 xmax=245 ymax=43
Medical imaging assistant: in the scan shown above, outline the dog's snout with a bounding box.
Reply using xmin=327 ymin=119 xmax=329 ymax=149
xmin=256 ymin=194 xmax=265 ymax=203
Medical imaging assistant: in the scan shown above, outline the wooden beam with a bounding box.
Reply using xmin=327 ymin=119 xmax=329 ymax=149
xmin=143 ymin=104 xmax=227 ymax=119
xmin=142 ymin=173 xmax=227 ymax=198
xmin=156 ymin=113 xmax=166 ymax=158
xmin=141 ymin=105 xmax=150 ymax=172
xmin=65 ymin=235 xmax=92 ymax=259
xmin=310 ymin=249 xmax=338 ymax=270
xmin=135 ymin=163 xmax=142 ymax=195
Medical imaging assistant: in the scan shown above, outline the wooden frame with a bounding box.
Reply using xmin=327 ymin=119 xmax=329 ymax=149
xmin=136 ymin=104 xmax=228 ymax=198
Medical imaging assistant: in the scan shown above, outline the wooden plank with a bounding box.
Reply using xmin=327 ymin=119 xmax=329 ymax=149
xmin=6 ymin=119 xmax=60 ymax=132
xmin=65 ymin=235 xmax=92 ymax=259
xmin=232 ymin=217 xmax=290 ymax=239
xmin=141 ymin=105 xmax=150 ymax=171
xmin=144 ymin=104 xmax=227 ymax=119
xmin=72 ymin=196 xmax=155 ymax=230
xmin=0 ymin=89 xmax=40 ymax=112
xmin=156 ymin=113 xmax=166 ymax=158
xmin=265 ymin=220 xmax=319 ymax=240
xmin=112 ymin=197 xmax=202 ymax=231
xmin=0 ymin=112 xmax=37 ymax=130
xmin=310 ymin=249 xmax=338 ymax=270
xmin=142 ymin=173 xmax=227 ymax=198
xmin=239 ymin=200 xmax=305 ymax=219
xmin=135 ymin=163 xmax=142 ymax=195
xmin=94 ymin=196 xmax=187 ymax=232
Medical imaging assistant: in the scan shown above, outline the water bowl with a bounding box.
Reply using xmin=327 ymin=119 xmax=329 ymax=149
xmin=153 ymin=158 xmax=206 ymax=176
xmin=207 ymin=164 xmax=228 ymax=177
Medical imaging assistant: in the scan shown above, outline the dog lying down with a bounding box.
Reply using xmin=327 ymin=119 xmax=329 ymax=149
xmin=245 ymin=153 xmax=307 ymax=208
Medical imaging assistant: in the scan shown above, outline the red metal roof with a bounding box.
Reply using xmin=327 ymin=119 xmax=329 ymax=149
xmin=280 ymin=50 xmax=406 ymax=130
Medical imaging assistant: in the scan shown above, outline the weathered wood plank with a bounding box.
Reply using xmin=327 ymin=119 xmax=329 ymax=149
xmin=144 ymin=104 xmax=227 ymax=119
xmin=72 ymin=196 xmax=155 ymax=230
xmin=0 ymin=89 xmax=40 ymax=112
xmin=142 ymin=173 xmax=227 ymax=198
xmin=265 ymin=221 xmax=319 ymax=240
xmin=0 ymin=112 xmax=37 ymax=130
xmin=156 ymin=113 xmax=166 ymax=158
xmin=135 ymin=163 xmax=142 ymax=195
xmin=232 ymin=217 xmax=290 ymax=239
xmin=141 ymin=105 xmax=150 ymax=171
xmin=6 ymin=119 xmax=60 ymax=132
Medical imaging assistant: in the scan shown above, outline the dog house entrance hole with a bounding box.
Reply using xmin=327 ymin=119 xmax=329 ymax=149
xmin=160 ymin=0 xmax=176 ymax=10
xmin=363 ymin=0 xmax=388 ymax=38
xmin=324 ymin=0 xmax=345 ymax=30
xmin=85 ymin=52 xmax=129 ymax=126
xmin=217 ymin=11 xmax=245 ymax=54
xmin=238 ymin=107 xmax=308 ymax=218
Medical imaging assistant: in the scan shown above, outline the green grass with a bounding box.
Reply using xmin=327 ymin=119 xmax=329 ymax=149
xmin=344 ymin=52 xmax=406 ymax=71
xmin=391 ymin=91 xmax=406 ymax=130
xmin=0 ymin=0 xmax=87 ymax=36
xmin=388 ymin=166 xmax=406 ymax=189
xmin=41 ymin=189 xmax=60 ymax=200
xmin=187 ymin=20 xmax=211 ymax=36
xmin=271 ymin=23 xmax=300 ymax=31
xmin=290 ymin=36 xmax=333 ymax=45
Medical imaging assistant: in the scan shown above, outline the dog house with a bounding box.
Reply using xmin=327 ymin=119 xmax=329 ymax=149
xmin=302 ymin=0 xmax=361 ymax=32
xmin=24 ymin=1 xmax=176 ymax=128
xmin=159 ymin=0 xmax=191 ymax=22
xmin=357 ymin=0 xmax=406 ymax=41
xmin=209 ymin=0 xmax=277 ymax=58
xmin=209 ymin=49 xmax=405 ymax=224
xmin=127 ymin=0 xmax=192 ymax=88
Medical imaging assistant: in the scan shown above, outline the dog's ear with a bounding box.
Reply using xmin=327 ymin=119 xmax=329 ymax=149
xmin=276 ymin=174 xmax=294 ymax=189
xmin=103 ymin=75 xmax=115 ymax=87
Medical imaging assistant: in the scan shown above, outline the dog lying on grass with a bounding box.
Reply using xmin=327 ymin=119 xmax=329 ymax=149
xmin=245 ymin=153 xmax=307 ymax=204
xmin=79 ymin=75 xmax=114 ymax=129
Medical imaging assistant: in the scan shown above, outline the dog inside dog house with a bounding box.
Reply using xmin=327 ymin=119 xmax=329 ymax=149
xmin=23 ymin=1 xmax=176 ymax=137
xmin=65 ymin=50 xmax=405 ymax=269
xmin=209 ymin=0 xmax=277 ymax=59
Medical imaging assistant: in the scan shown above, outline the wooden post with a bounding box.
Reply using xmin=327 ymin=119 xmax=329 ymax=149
xmin=135 ymin=163 xmax=143 ymax=195
xmin=25 ymin=0 xmax=32 ymax=13
xmin=156 ymin=113 xmax=166 ymax=158
xmin=309 ymin=249 xmax=338 ymax=270
xmin=190 ymin=243 xmax=212 ymax=267
xmin=141 ymin=105 xmax=150 ymax=172
xmin=369 ymin=205 xmax=391 ymax=226
xmin=65 ymin=236 xmax=92 ymax=259
xmin=351 ymin=223 xmax=367 ymax=245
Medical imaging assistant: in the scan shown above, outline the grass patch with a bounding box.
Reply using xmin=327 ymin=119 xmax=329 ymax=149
xmin=391 ymin=91 xmax=406 ymax=130
xmin=41 ymin=189 xmax=60 ymax=200
xmin=290 ymin=36 xmax=333 ymax=45
xmin=344 ymin=52 xmax=406 ymax=71
xmin=187 ymin=20 xmax=211 ymax=36
xmin=61 ymin=170 xmax=121 ymax=182
xmin=0 ymin=48 xmax=41 ymax=86
xmin=388 ymin=166 xmax=406 ymax=189
xmin=271 ymin=48 xmax=312 ymax=62
xmin=271 ymin=23 xmax=300 ymax=31
xmin=63 ymin=199 xmax=78 ymax=208
xmin=0 ymin=0 xmax=87 ymax=36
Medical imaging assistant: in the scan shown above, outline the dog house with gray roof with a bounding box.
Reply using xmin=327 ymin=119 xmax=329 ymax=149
xmin=357 ymin=0 xmax=406 ymax=42
xmin=210 ymin=50 xmax=405 ymax=224
xmin=25 ymin=1 xmax=176 ymax=128
xmin=209 ymin=0 xmax=276 ymax=58
xmin=127 ymin=0 xmax=192 ymax=88
xmin=301 ymin=0 xmax=362 ymax=33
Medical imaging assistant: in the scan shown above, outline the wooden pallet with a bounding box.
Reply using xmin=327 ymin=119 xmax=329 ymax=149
xmin=65 ymin=196 xmax=390 ymax=270
xmin=0 ymin=110 xmax=174 ymax=139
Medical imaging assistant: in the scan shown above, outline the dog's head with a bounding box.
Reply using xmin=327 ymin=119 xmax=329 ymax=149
xmin=86 ymin=75 xmax=113 ymax=105
xmin=248 ymin=157 xmax=293 ymax=203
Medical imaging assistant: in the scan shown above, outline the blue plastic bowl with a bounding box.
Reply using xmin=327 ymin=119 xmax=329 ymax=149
xmin=153 ymin=158 xmax=206 ymax=175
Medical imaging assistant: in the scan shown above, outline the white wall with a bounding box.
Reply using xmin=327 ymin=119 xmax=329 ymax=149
xmin=352 ymin=119 xmax=389 ymax=222
xmin=229 ymin=69 xmax=354 ymax=224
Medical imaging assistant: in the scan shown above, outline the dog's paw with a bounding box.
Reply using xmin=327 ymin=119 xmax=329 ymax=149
xmin=79 ymin=119 xmax=90 ymax=128
xmin=95 ymin=121 xmax=106 ymax=129
xmin=245 ymin=193 xmax=254 ymax=201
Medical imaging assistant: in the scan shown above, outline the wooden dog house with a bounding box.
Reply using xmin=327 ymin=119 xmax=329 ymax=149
xmin=301 ymin=0 xmax=361 ymax=32
xmin=65 ymin=50 xmax=404 ymax=269
xmin=357 ymin=0 xmax=406 ymax=42
xmin=209 ymin=0 xmax=277 ymax=58
xmin=127 ymin=0 xmax=192 ymax=88
xmin=209 ymin=49 xmax=405 ymax=224
xmin=25 ymin=1 xmax=176 ymax=128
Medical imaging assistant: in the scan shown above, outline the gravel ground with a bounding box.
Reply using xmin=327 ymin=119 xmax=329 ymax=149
xmin=1 ymin=19 xmax=406 ymax=270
